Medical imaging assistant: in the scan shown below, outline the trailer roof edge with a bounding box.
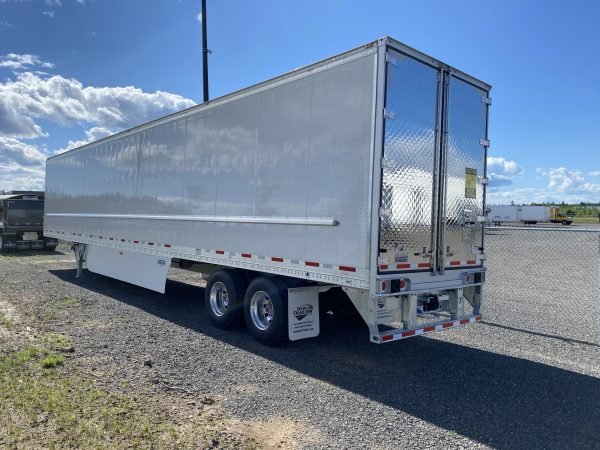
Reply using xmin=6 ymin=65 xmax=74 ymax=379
xmin=48 ymin=36 xmax=491 ymax=162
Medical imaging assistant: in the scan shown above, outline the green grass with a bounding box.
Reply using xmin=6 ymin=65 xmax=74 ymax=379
xmin=40 ymin=354 xmax=64 ymax=369
xmin=573 ymin=216 xmax=600 ymax=224
xmin=0 ymin=335 xmax=256 ymax=449
xmin=0 ymin=311 xmax=15 ymax=329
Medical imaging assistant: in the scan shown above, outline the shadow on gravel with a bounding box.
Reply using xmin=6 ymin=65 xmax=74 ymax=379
xmin=1 ymin=249 xmax=66 ymax=257
xmin=50 ymin=268 xmax=600 ymax=450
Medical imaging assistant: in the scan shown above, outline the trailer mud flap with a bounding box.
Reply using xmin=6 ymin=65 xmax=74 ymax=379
xmin=287 ymin=287 xmax=321 ymax=341
xmin=86 ymin=245 xmax=171 ymax=293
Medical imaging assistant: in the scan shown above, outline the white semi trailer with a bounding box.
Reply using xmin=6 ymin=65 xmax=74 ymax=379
xmin=44 ymin=37 xmax=491 ymax=345
xmin=487 ymin=205 xmax=573 ymax=225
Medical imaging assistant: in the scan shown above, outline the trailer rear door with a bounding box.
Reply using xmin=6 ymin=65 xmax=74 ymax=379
xmin=438 ymin=75 xmax=489 ymax=270
xmin=378 ymin=48 xmax=441 ymax=273
xmin=378 ymin=45 xmax=490 ymax=274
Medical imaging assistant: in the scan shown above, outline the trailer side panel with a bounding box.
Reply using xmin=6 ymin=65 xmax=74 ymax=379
xmin=45 ymin=52 xmax=378 ymax=288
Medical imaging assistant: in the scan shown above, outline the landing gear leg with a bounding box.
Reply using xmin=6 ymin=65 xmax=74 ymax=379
xmin=73 ymin=243 xmax=87 ymax=278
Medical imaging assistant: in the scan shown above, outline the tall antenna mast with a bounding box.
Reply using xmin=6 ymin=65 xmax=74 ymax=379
xmin=201 ymin=0 xmax=209 ymax=102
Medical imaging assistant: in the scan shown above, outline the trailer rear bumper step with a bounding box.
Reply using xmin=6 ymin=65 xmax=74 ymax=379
xmin=379 ymin=314 xmax=482 ymax=343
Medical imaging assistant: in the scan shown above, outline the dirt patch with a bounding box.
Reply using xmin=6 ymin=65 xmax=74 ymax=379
xmin=236 ymin=416 xmax=323 ymax=449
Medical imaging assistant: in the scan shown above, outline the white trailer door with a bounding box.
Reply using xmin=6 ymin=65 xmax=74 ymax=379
xmin=438 ymin=74 xmax=490 ymax=270
xmin=378 ymin=49 xmax=441 ymax=273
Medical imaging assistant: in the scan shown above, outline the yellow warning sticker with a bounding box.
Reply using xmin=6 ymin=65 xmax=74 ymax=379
xmin=465 ymin=168 xmax=477 ymax=199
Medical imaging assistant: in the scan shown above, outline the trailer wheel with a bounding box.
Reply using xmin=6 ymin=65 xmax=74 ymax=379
xmin=244 ymin=277 xmax=288 ymax=346
xmin=205 ymin=270 xmax=245 ymax=329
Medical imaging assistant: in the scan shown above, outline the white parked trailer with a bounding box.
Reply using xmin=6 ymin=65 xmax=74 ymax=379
xmin=487 ymin=205 xmax=573 ymax=225
xmin=44 ymin=37 xmax=491 ymax=345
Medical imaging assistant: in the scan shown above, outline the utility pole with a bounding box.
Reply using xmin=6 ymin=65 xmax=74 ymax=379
xmin=201 ymin=0 xmax=209 ymax=102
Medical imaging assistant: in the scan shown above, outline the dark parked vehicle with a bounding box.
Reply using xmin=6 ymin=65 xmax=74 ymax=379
xmin=0 ymin=191 xmax=58 ymax=252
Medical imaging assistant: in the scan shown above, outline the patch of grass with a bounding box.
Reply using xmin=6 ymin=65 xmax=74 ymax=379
xmin=573 ymin=216 xmax=600 ymax=224
xmin=42 ymin=332 xmax=72 ymax=350
xmin=0 ymin=338 xmax=256 ymax=449
xmin=0 ymin=311 xmax=15 ymax=329
xmin=40 ymin=354 xmax=64 ymax=369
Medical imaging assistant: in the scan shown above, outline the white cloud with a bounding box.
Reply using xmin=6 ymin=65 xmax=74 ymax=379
xmin=0 ymin=18 xmax=15 ymax=28
xmin=55 ymin=126 xmax=113 ymax=154
xmin=487 ymin=156 xmax=524 ymax=188
xmin=0 ymin=71 xmax=195 ymax=139
xmin=539 ymin=167 xmax=600 ymax=194
xmin=589 ymin=171 xmax=600 ymax=177
xmin=0 ymin=53 xmax=54 ymax=70
xmin=196 ymin=12 xmax=202 ymax=23
xmin=0 ymin=64 xmax=195 ymax=190
xmin=0 ymin=137 xmax=46 ymax=191
xmin=42 ymin=10 xmax=55 ymax=18
xmin=44 ymin=0 xmax=62 ymax=5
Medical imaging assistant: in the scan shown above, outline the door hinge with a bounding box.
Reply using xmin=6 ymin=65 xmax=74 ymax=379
xmin=383 ymin=109 xmax=396 ymax=120
xmin=381 ymin=157 xmax=395 ymax=170
xmin=481 ymin=96 xmax=492 ymax=105
xmin=479 ymin=139 xmax=490 ymax=148
xmin=385 ymin=53 xmax=398 ymax=66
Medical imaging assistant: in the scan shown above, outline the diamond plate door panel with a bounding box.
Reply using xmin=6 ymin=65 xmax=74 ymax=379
xmin=379 ymin=50 xmax=440 ymax=272
xmin=442 ymin=76 xmax=489 ymax=268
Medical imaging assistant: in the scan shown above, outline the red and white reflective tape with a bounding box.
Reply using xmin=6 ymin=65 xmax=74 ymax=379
xmin=447 ymin=259 xmax=478 ymax=267
xmin=379 ymin=259 xmax=479 ymax=271
xmin=379 ymin=261 xmax=432 ymax=271
xmin=47 ymin=229 xmax=359 ymax=275
xmin=381 ymin=315 xmax=482 ymax=342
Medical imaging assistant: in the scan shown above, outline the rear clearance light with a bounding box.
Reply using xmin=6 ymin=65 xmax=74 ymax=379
xmin=378 ymin=278 xmax=409 ymax=294
xmin=464 ymin=272 xmax=485 ymax=284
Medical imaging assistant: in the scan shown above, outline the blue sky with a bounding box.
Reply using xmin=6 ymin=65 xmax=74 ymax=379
xmin=0 ymin=0 xmax=599 ymax=203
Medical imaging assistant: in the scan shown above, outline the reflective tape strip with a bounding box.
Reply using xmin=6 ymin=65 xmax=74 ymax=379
xmin=48 ymin=232 xmax=360 ymax=275
xmin=381 ymin=315 xmax=482 ymax=343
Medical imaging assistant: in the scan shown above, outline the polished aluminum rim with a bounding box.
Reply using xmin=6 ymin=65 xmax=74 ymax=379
xmin=209 ymin=281 xmax=229 ymax=317
xmin=250 ymin=291 xmax=274 ymax=331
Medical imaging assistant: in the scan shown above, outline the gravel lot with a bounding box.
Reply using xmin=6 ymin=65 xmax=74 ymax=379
xmin=1 ymin=235 xmax=599 ymax=449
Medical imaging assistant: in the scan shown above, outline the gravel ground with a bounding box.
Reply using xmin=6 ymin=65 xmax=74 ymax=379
xmin=0 ymin=238 xmax=599 ymax=450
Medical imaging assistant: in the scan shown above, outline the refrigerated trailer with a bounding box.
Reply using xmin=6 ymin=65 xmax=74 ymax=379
xmin=44 ymin=37 xmax=491 ymax=345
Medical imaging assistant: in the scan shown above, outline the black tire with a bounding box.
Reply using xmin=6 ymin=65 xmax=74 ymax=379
xmin=330 ymin=288 xmax=365 ymax=327
xmin=244 ymin=277 xmax=288 ymax=346
xmin=205 ymin=270 xmax=246 ymax=329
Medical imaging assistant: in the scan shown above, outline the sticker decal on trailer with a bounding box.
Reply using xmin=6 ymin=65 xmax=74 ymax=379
xmin=465 ymin=168 xmax=477 ymax=199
